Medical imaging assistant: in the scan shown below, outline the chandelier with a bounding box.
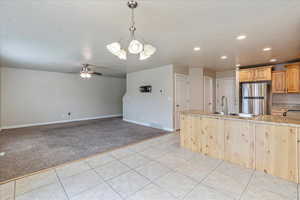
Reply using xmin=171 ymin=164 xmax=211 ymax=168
xmin=106 ymin=1 xmax=156 ymax=60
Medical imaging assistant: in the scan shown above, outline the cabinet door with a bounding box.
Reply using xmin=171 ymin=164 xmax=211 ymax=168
xmin=255 ymin=67 xmax=272 ymax=81
xmin=272 ymin=71 xmax=286 ymax=93
xmin=255 ymin=124 xmax=297 ymax=182
xmin=199 ymin=118 xmax=224 ymax=159
xmin=286 ymin=65 xmax=300 ymax=93
xmin=180 ymin=115 xmax=201 ymax=152
xmin=239 ymin=69 xmax=255 ymax=82
xmin=224 ymin=120 xmax=255 ymax=168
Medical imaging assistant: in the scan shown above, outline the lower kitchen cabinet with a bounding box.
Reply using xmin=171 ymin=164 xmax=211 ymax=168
xmin=199 ymin=118 xmax=224 ymax=159
xmin=224 ymin=120 xmax=255 ymax=169
xmin=180 ymin=113 xmax=300 ymax=183
xmin=180 ymin=116 xmax=224 ymax=159
xmin=255 ymin=124 xmax=298 ymax=182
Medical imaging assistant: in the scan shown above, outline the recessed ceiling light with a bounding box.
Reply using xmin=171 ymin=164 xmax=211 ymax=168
xmin=270 ymin=58 xmax=277 ymax=62
xmin=236 ymin=64 xmax=241 ymax=67
xmin=263 ymin=47 xmax=272 ymax=51
xmin=193 ymin=47 xmax=201 ymax=51
xmin=221 ymin=56 xmax=228 ymax=59
xmin=236 ymin=35 xmax=247 ymax=40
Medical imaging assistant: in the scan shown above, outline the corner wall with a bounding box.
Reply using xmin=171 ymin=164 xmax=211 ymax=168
xmin=0 ymin=68 xmax=2 ymax=131
xmin=1 ymin=67 xmax=126 ymax=129
xmin=123 ymin=65 xmax=174 ymax=131
xmin=189 ymin=67 xmax=204 ymax=110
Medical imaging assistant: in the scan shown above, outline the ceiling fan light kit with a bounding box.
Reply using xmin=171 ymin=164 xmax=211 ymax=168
xmin=107 ymin=1 xmax=156 ymax=61
xmin=80 ymin=65 xmax=92 ymax=79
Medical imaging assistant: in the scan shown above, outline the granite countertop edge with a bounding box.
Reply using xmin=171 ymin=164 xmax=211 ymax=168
xmin=181 ymin=110 xmax=300 ymax=127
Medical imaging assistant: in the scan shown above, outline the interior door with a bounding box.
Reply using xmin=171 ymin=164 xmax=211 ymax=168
xmin=216 ymin=78 xmax=236 ymax=113
xmin=175 ymin=74 xmax=189 ymax=130
xmin=204 ymin=76 xmax=213 ymax=112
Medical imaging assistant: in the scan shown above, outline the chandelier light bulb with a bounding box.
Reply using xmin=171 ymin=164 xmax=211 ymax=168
xmin=106 ymin=42 xmax=121 ymax=56
xmin=117 ymin=49 xmax=127 ymax=60
xmin=144 ymin=44 xmax=156 ymax=56
xmin=128 ymin=39 xmax=143 ymax=54
xmin=139 ymin=51 xmax=151 ymax=60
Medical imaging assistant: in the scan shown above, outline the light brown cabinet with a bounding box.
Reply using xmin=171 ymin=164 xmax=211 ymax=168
xmin=255 ymin=124 xmax=298 ymax=182
xmin=239 ymin=69 xmax=255 ymax=82
xmin=180 ymin=114 xmax=300 ymax=182
xmin=285 ymin=64 xmax=300 ymax=93
xmin=239 ymin=66 xmax=272 ymax=82
xmin=224 ymin=120 xmax=255 ymax=169
xmin=255 ymin=67 xmax=272 ymax=81
xmin=198 ymin=118 xmax=224 ymax=159
xmin=272 ymin=71 xmax=286 ymax=93
xmin=180 ymin=116 xmax=224 ymax=159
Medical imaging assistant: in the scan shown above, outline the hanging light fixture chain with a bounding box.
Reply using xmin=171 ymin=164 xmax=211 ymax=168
xmin=131 ymin=8 xmax=135 ymax=28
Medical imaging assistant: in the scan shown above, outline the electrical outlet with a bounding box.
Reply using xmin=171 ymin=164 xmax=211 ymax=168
xmin=68 ymin=112 xmax=71 ymax=120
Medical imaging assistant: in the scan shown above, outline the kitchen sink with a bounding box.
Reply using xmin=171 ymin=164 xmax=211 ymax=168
xmin=213 ymin=112 xmax=254 ymax=118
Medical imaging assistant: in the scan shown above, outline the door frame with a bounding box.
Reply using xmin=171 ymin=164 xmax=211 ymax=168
xmin=203 ymin=76 xmax=213 ymax=112
xmin=174 ymin=73 xmax=189 ymax=130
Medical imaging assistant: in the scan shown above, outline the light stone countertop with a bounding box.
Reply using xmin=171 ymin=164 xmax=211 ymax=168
xmin=181 ymin=110 xmax=300 ymax=127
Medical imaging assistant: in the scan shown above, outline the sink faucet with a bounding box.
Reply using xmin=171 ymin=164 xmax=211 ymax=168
xmin=221 ymin=96 xmax=228 ymax=115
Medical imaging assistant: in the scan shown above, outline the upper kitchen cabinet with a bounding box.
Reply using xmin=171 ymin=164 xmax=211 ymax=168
xmin=285 ymin=63 xmax=300 ymax=93
xmin=239 ymin=66 xmax=272 ymax=82
xmin=272 ymin=71 xmax=286 ymax=93
xmin=239 ymin=69 xmax=255 ymax=82
xmin=255 ymin=66 xmax=272 ymax=81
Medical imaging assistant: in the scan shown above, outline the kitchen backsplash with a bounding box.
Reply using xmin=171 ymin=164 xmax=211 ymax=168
xmin=272 ymin=93 xmax=300 ymax=104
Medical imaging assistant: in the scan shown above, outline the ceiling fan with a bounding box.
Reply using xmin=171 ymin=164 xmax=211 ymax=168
xmin=79 ymin=64 xmax=125 ymax=79
xmin=80 ymin=64 xmax=102 ymax=79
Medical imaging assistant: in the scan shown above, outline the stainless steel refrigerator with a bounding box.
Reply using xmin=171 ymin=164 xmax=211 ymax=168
xmin=241 ymin=82 xmax=269 ymax=115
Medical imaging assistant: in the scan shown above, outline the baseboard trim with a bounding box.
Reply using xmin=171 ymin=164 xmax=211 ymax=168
xmin=1 ymin=114 xmax=123 ymax=130
xmin=123 ymin=118 xmax=174 ymax=132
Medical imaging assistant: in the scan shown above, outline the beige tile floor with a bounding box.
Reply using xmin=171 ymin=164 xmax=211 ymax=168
xmin=0 ymin=133 xmax=298 ymax=200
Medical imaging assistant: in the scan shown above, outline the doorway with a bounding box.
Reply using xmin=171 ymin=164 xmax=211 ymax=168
xmin=174 ymin=74 xmax=189 ymax=130
xmin=204 ymin=76 xmax=213 ymax=112
xmin=216 ymin=77 xmax=236 ymax=113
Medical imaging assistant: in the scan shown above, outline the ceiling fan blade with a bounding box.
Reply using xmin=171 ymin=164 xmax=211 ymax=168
xmin=92 ymin=72 xmax=103 ymax=76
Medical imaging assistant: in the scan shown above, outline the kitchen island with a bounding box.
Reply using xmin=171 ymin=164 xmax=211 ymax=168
xmin=180 ymin=110 xmax=300 ymax=183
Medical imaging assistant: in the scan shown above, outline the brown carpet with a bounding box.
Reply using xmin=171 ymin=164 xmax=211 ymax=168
xmin=0 ymin=117 xmax=168 ymax=182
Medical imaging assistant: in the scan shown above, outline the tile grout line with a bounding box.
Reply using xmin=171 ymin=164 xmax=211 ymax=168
xmin=13 ymin=181 xmax=16 ymax=200
xmin=54 ymin=169 xmax=70 ymax=200
xmin=12 ymin=173 xmax=59 ymax=198
xmin=93 ymin=170 xmax=126 ymax=200
xmin=62 ymin=136 xmax=177 ymax=199
xmin=238 ymin=169 xmax=255 ymax=200
xmin=180 ymin=160 xmax=224 ymax=200
xmin=112 ymin=151 xmax=179 ymax=199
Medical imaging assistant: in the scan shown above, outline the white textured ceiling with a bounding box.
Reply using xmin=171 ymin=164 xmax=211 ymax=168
xmin=1 ymin=0 xmax=300 ymax=75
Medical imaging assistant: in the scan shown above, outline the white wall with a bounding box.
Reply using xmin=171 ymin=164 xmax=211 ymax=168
xmin=123 ymin=65 xmax=174 ymax=131
xmin=1 ymin=67 xmax=126 ymax=128
xmin=216 ymin=70 xmax=235 ymax=79
xmin=0 ymin=68 xmax=1 ymax=130
xmin=189 ymin=67 xmax=204 ymax=110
